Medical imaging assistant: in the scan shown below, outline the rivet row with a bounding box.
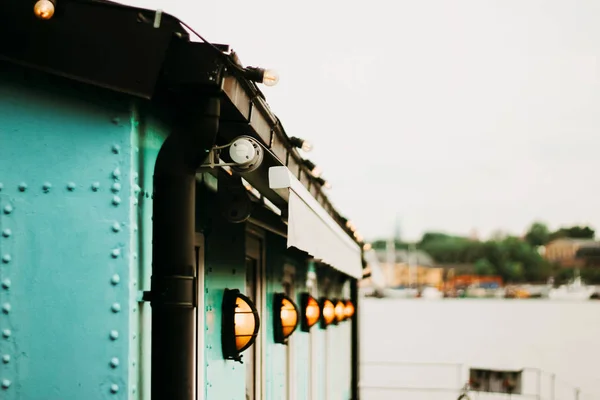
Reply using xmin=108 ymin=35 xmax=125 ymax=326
xmin=0 ymin=181 xmax=132 ymax=193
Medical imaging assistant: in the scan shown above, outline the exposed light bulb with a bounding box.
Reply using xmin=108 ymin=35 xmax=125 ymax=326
xmin=262 ymin=69 xmax=279 ymax=86
xmin=34 ymin=0 xmax=55 ymax=20
xmin=290 ymin=136 xmax=313 ymax=152
xmin=301 ymin=141 xmax=313 ymax=152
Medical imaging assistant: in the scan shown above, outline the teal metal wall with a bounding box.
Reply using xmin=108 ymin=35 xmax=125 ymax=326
xmin=0 ymin=67 xmax=164 ymax=400
xmin=130 ymin=107 xmax=169 ymax=400
xmin=0 ymin=65 xmax=355 ymax=400
xmin=264 ymin=233 xmax=309 ymax=400
xmin=201 ymin=196 xmax=247 ymax=400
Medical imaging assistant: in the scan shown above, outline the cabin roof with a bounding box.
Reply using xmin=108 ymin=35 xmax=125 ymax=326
xmin=0 ymin=0 xmax=364 ymax=251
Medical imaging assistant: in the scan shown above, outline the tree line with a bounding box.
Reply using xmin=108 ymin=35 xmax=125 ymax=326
xmin=372 ymin=223 xmax=597 ymax=284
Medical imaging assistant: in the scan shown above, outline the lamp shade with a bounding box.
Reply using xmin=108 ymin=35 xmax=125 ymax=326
xmin=344 ymin=299 xmax=355 ymax=319
xmin=222 ymin=288 xmax=260 ymax=363
xmin=334 ymin=299 xmax=345 ymax=324
xmin=300 ymin=293 xmax=321 ymax=332
xmin=273 ymin=293 xmax=299 ymax=344
xmin=34 ymin=0 xmax=55 ymax=20
xmin=319 ymin=298 xmax=335 ymax=328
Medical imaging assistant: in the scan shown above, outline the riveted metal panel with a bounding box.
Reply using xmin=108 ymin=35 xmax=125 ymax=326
xmin=263 ymin=233 xmax=286 ymax=399
xmin=263 ymin=233 xmax=316 ymax=400
xmin=201 ymin=201 xmax=247 ymax=400
xmin=129 ymin=105 xmax=169 ymax=400
xmin=290 ymin=260 xmax=310 ymax=400
xmin=0 ymin=70 xmax=133 ymax=399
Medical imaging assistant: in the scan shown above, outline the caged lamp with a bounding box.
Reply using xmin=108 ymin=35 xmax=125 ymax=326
xmin=319 ymin=298 xmax=335 ymax=329
xmin=334 ymin=299 xmax=346 ymax=324
xmin=221 ymin=288 xmax=260 ymax=363
xmin=273 ymin=293 xmax=299 ymax=344
xmin=344 ymin=299 xmax=355 ymax=320
xmin=299 ymin=293 xmax=321 ymax=332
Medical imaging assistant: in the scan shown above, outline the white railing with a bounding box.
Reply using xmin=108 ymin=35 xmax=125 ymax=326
xmin=360 ymin=361 xmax=587 ymax=400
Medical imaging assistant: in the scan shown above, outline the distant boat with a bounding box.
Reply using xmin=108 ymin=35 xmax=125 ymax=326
xmin=383 ymin=287 xmax=419 ymax=299
xmin=548 ymin=272 xmax=595 ymax=301
xmin=420 ymin=286 xmax=443 ymax=299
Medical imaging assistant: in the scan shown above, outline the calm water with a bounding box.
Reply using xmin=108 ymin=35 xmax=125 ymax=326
xmin=360 ymin=298 xmax=600 ymax=400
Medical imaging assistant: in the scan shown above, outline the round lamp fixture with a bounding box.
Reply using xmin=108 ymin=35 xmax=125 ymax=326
xmin=319 ymin=298 xmax=335 ymax=328
xmin=228 ymin=136 xmax=264 ymax=173
xmin=334 ymin=299 xmax=345 ymax=324
xmin=34 ymin=0 xmax=55 ymax=20
xmin=273 ymin=293 xmax=299 ymax=344
xmin=300 ymin=293 xmax=321 ymax=332
xmin=344 ymin=300 xmax=355 ymax=320
xmin=222 ymin=288 xmax=260 ymax=363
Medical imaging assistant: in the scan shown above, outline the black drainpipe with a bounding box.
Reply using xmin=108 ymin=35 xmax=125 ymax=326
xmin=151 ymin=96 xmax=220 ymax=400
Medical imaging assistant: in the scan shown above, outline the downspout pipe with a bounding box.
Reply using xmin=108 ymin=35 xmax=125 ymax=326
xmin=151 ymin=96 xmax=220 ymax=400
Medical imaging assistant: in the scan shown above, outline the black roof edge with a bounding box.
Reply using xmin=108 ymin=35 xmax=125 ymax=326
xmin=0 ymin=0 xmax=365 ymax=251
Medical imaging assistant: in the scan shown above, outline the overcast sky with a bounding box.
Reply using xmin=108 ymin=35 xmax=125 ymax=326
xmin=122 ymin=0 xmax=600 ymax=242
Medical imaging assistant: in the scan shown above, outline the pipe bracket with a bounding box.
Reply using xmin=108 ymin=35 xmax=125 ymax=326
xmin=149 ymin=275 xmax=196 ymax=308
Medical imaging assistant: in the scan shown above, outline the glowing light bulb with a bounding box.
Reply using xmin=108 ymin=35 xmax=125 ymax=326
xmin=311 ymin=166 xmax=322 ymax=178
xmin=34 ymin=0 xmax=55 ymax=20
xmin=262 ymin=69 xmax=279 ymax=86
xmin=301 ymin=141 xmax=313 ymax=152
